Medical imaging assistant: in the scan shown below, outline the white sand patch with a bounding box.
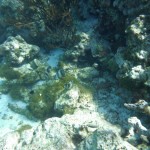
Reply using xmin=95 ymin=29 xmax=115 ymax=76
xmin=47 ymin=48 xmax=64 ymax=68
xmin=0 ymin=79 xmax=39 ymax=137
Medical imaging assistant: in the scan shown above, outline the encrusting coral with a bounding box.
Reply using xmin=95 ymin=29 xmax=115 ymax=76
xmin=126 ymin=116 xmax=150 ymax=146
xmin=124 ymin=99 xmax=150 ymax=116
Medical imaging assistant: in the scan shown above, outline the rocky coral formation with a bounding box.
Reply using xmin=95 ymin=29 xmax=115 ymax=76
xmin=54 ymin=85 xmax=80 ymax=114
xmin=0 ymin=0 xmax=78 ymax=48
xmin=115 ymin=15 xmax=150 ymax=89
xmin=63 ymin=1 xmax=149 ymax=90
xmin=78 ymin=0 xmax=150 ymax=91
xmin=0 ymin=35 xmax=39 ymax=65
xmin=77 ymin=129 xmax=137 ymax=150
xmin=0 ymin=110 xmax=136 ymax=150
xmin=0 ymin=36 xmax=60 ymax=119
xmin=126 ymin=117 xmax=150 ymax=144
xmin=0 ymin=35 xmax=97 ymax=120
xmin=0 ymin=0 xmax=150 ymax=149
xmin=0 ymin=35 xmax=50 ymax=88
xmin=124 ymin=100 xmax=150 ymax=116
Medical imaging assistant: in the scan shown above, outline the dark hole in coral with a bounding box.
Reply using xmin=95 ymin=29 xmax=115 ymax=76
xmin=77 ymin=49 xmax=99 ymax=67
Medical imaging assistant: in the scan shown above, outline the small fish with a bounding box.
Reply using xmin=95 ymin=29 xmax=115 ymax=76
xmin=29 ymin=90 xmax=35 ymax=94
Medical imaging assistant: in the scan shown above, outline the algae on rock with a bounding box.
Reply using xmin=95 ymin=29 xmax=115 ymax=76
xmin=28 ymin=73 xmax=94 ymax=119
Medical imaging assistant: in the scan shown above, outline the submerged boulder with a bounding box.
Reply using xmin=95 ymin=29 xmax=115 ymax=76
xmin=109 ymin=15 xmax=150 ymax=89
xmin=77 ymin=67 xmax=99 ymax=81
xmin=77 ymin=129 xmax=137 ymax=150
xmin=0 ymin=110 xmax=137 ymax=150
xmin=0 ymin=35 xmax=39 ymax=65
xmin=54 ymin=86 xmax=80 ymax=114
xmin=0 ymin=35 xmax=51 ymax=83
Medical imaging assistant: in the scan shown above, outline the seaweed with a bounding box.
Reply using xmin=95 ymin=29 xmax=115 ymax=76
xmin=9 ymin=84 xmax=27 ymax=100
xmin=28 ymin=81 xmax=64 ymax=120
xmin=28 ymin=73 xmax=94 ymax=120
xmin=0 ymin=64 xmax=21 ymax=80
xmin=16 ymin=124 xmax=32 ymax=135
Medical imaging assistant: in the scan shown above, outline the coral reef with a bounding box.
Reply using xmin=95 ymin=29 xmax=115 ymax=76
xmin=124 ymin=100 xmax=150 ymax=116
xmin=126 ymin=116 xmax=150 ymax=147
xmin=0 ymin=34 xmax=95 ymax=121
xmin=54 ymin=85 xmax=80 ymax=115
xmin=0 ymin=0 xmax=150 ymax=149
xmin=0 ymin=110 xmax=136 ymax=150
xmin=0 ymin=35 xmax=39 ymax=65
xmin=0 ymin=35 xmax=50 ymax=86
xmin=0 ymin=0 xmax=78 ymax=49
xmin=28 ymin=73 xmax=94 ymax=119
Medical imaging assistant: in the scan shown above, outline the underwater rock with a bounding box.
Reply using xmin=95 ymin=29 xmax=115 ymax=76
xmin=116 ymin=65 xmax=146 ymax=88
xmin=0 ymin=132 xmax=20 ymax=150
xmin=0 ymin=0 xmax=78 ymax=49
xmin=113 ymin=15 xmax=150 ymax=89
xmin=77 ymin=129 xmax=137 ymax=150
xmin=86 ymin=0 xmax=150 ymax=89
xmin=124 ymin=99 xmax=150 ymax=116
xmin=14 ymin=64 xmax=40 ymax=84
xmin=0 ymin=35 xmax=53 ymax=83
xmin=0 ymin=61 xmax=47 ymax=85
xmin=64 ymin=32 xmax=90 ymax=62
xmin=126 ymin=15 xmax=150 ymax=50
xmin=0 ymin=35 xmax=39 ymax=65
xmin=0 ymin=110 xmax=136 ymax=150
xmin=126 ymin=116 xmax=150 ymax=145
xmin=77 ymin=67 xmax=99 ymax=82
xmin=54 ymin=86 xmax=80 ymax=114
xmin=127 ymin=117 xmax=148 ymax=136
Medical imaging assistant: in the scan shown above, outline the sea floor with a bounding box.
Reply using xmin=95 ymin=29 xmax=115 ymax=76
xmin=0 ymin=49 xmax=64 ymax=137
xmin=0 ymin=17 xmax=149 ymax=149
xmin=0 ymin=92 xmax=40 ymax=137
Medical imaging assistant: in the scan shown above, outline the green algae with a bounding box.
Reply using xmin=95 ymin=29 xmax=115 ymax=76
xmin=28 ymin=80 xmax=64 ymax=120
xmin=0 ymin=66 xmax=94 ymax=120
xmin=19 ymin=71 xmax=39 ymax=85
xmin=0 ymin=64 xmax=21 ymax=80
xmin=0 ymin=80 xmax=10 ymax=94
xmin=9 ymin=84 xmax=27 ymax=100
xmin=8 ymin=103 xmax=36 ymax=120
xmin=28 ymin=73 xmax=93 ymax=120
xmin=63 ymin=106 xmax=75 ymax=115
xmin=16 ymin=124 xmax=32 ymax=135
